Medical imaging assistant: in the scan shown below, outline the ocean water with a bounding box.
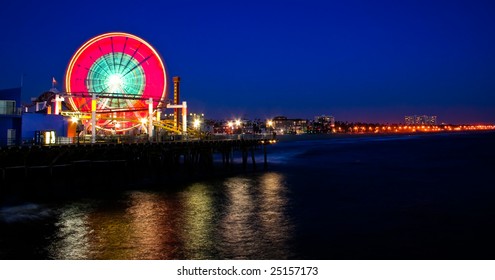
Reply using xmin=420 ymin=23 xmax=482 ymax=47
xmin=1 ymin=131 xmax=495 ymax=259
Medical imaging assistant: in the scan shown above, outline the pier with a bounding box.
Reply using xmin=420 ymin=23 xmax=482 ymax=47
xmin=0 ymin=138 xmax=275 ymax=198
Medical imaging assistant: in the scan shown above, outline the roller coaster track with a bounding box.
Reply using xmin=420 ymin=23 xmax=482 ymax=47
xmin=60 ymin=111 xmax=199 ymax=135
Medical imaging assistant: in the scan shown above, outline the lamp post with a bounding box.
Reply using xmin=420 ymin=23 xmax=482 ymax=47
xmin=227 ymin=121 xmax=233 ymax=135
xmin=235 ymin=119 xmax=243 ymax=136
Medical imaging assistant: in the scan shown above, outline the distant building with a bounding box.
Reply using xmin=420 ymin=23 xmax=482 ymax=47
xmin=314 ymin=115 xmax=335 ymax=125
xmin=272 ymin=116 xmax=308 ymax=134
xmin=405 ymin=115 xmax=437 ymax=125
xmin=310 ymin=115 xmax=335 ymax=133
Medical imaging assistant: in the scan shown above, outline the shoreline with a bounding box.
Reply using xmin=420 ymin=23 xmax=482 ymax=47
xmin=273 ymin=129 xmax=495 ymax=142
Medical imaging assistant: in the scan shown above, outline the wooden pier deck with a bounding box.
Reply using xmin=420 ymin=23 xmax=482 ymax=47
xmin=0 ymin=138 xmax=276 ymax=197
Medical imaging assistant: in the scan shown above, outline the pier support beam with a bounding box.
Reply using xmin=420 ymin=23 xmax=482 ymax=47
xmin=182 ymin=101 xmax=187 ymax=136
xmin=251 ymin=146 xmax=256 ymax=170
xmin=264 ymin=143 xmax=268 ymax=169
xmin=147 ymin=97 xmax=153 ymax=142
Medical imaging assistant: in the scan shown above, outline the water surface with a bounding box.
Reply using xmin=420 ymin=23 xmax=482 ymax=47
xmin=1 ymin=131 xmax=495 ymax=259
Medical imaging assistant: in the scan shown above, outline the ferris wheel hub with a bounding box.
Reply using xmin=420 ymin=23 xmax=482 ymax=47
xmin=108 ymin=74 xmax=124 ymax=93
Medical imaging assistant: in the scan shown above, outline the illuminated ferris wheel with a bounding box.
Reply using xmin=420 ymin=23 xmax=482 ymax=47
xmin=65 ymin=32 xmax=168 ymax=132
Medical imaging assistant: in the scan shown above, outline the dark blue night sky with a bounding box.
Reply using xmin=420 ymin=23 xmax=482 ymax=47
xmin=1 ymin=0 xmax=494 ymax=124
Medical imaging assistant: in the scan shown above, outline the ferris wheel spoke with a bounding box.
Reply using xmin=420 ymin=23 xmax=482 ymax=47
xmin=98 ymin=44 xmax=117 ymax=74
xmin=96 ymin=84 xmax=112 ymax=95
xmin=117 ymin=37 xmax=128 ymax=74
xmin=122 ymin=42 xmax=143 ymax=74
xmin=89 ymin=55 xmax=112 ymax=77
xmin=113 ymin=98 xmax=124 ymax=108
xmin=86 ymin=74 xmax=106 ymax=84
xmin=85 ymin=67 xmax=108 ymax=90
xmin=84 ymin=67 xmax=107 ymax=80
xmin=129 ymin=101 xmax=144 ymax=119
xmin=99 ymin=98 xmax=109 ymax=110
xmin=110 ymin=37 xmax=117 ymax=73
xmin=122 ymin=55 xmax=151 ymax=78
xmin=125 ymin=100 xmax=138 ymax=112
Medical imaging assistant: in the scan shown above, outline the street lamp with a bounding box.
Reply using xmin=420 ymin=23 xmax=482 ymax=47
xmin=227 ymin=121 xmax=234 ymax=134
xmin=193 ymin=119 xmax=201 ymax=129
xmin=193 ymin=118 xmax=201 ymax=139
xmin=266 ymin=119 xmax=274 ymax=138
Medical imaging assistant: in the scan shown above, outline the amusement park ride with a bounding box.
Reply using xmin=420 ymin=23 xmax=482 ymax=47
xmin=52 ymin=32 xmax=195 ymax=143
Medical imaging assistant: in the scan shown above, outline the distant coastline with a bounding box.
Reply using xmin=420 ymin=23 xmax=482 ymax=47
xmin=273 ymin=129 xmax=495 ymax=142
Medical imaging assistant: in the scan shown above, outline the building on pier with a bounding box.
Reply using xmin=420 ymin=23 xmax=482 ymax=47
xmin=0 ymin=87 xmax=23 ymax=146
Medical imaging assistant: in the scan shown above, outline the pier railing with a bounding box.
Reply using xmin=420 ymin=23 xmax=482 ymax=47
xmin=17 ymin=133 xmax=275 ymax=146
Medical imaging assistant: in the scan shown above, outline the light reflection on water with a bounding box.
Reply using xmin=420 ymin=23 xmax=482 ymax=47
xmin=46 ymin=172 xmax=293 ymax=259
xmin=125 ymin=192 xmax=182 ymax=259
xmin=258 ymin=173 xmax=294 ymax=258
xmin=179 ymin=183 xmax=217 ymax=259
xmin=47 ymin=203 xmax=92 ymax=259
xmin=220 ymin=177 xmax=258 ymax=259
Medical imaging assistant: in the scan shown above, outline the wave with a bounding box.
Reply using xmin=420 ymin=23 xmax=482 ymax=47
xmin=0 ymin=203 xmax=54 ymax=223
xmin=267 ymin=134 xmax=423 ymax=164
